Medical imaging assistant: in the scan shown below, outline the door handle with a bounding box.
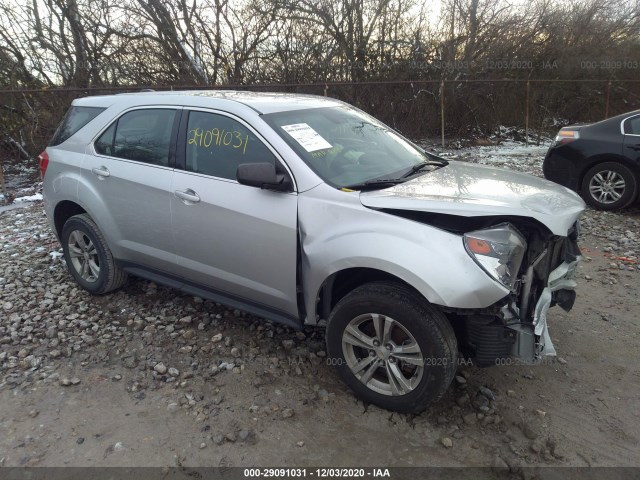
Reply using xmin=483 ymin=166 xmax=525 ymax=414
xmin=626 ymin=144 xmax=640 ymax=151
xmin=174 ymin=189 xmax=200 ymax=203
xmin=91 ymin=166 xmax=110 ymax=177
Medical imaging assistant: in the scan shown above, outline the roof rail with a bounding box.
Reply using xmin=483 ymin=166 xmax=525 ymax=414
xmin=140 ymin=88 xmax=155 ymax=92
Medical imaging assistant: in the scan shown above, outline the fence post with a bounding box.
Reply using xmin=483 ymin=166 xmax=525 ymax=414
xmin=525 ymin=80 xmax=530 ymax=147
xmin=440 ymin=80 xmax=445 ymax=149
xmin=605 ymin=80 xmax=611 ymax=119
xmin=0 ymin=159 xmax=5 ymax=198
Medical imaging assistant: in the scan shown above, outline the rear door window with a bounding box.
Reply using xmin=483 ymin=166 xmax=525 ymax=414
xmin=49 ymin=106 xmax=105 ymax=146
xmin=624 ymin=115 xmax=640 ymax=135
xmin=95 ymin=109 xmax=177 ymax=166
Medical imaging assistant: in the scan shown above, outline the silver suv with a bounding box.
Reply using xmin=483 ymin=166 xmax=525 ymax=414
xmin=42 ymin=91 xmax=585 ymax=413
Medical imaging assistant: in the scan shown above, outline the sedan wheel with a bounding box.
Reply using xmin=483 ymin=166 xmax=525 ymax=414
xmin=582 ymin=162 xmax=637 ymax=210
xmin=326 ymin=281 xmax=457 ymax=413
xmin=588 ymin=170 xmax=625 ymax=205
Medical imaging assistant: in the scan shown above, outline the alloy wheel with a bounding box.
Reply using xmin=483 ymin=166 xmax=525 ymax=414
xmin=342 ymin=313 xmax=424 ymax=396
xmin=67 ymin=229 xmax=100 ymax=282
xmin=589 ymin=170 xmax=626 ymax=205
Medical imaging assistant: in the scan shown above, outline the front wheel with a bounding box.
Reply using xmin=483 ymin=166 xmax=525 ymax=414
xmin=326 ymin=282 xmax=457 ymax=413
xmin=581 ymin=162 xmax=637 ymax=210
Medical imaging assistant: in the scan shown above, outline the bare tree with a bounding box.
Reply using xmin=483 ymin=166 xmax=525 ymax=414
xmin=0 ymin=0 xmax=639 ymax=161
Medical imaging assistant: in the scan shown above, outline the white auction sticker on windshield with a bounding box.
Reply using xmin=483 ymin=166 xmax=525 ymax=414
xmin=281 ymin=123 xmax=332 ymax=152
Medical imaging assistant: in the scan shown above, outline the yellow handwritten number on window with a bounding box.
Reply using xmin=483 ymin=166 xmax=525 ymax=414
xmin=188 ymin=128 xmax=249 ymax=154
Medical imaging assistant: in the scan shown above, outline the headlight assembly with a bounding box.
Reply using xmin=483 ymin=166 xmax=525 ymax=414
xmin=464 ymin=223 xmax=527 ymax=292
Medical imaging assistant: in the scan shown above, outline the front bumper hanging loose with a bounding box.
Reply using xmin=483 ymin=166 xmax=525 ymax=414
xmin=531 ymin=258 xmax=581 ymax=359
xmin=507 ymin=257 xmax=580 ymax=364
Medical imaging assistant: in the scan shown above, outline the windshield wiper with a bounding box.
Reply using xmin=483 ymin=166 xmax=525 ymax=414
xmin=343 ymin=178 xmax=408 ymax=191
xmin=344 ymin=158 xmax=449 ymax=191
xmin=400 ymin=159 xmax=448 ymax=178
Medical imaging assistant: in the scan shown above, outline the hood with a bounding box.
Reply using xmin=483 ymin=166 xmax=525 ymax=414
xmin=360 ymin=161 xmax=585 ymax=236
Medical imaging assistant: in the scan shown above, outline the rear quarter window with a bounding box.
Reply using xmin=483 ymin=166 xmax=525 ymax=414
xmin=49 ymin=106 xmax=105 ymax=146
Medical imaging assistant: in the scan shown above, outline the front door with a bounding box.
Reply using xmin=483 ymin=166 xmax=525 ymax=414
xmin=170 ymin=109 xmax=299 ymax=317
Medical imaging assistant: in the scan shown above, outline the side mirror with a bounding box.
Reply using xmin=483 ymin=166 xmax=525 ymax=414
xmin=236 ymin=162 xmax=292 ymax=192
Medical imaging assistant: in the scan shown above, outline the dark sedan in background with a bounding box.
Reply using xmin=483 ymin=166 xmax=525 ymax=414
xmin=543 ymin=110 xmax=640 ymax=210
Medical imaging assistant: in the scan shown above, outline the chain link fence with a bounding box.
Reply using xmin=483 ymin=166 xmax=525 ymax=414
xmin=1 ymin=79 xmax=639 ymax=193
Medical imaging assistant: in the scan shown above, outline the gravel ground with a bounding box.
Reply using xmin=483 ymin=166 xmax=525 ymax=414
xmin=1 ymin=146 xmax=640 ymax=469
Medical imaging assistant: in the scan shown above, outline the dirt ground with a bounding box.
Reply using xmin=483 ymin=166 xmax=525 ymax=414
xmin=1 ymin=153 xmax=640 ymax=471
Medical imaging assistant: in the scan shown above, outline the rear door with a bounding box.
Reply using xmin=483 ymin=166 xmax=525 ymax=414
xmin=623 ymin=114 xmax=640 ymax=164
xmin=80 ymin=107 xmax=181 ymax=274
xmin=170 ymin=109 xmax=299 ymax=318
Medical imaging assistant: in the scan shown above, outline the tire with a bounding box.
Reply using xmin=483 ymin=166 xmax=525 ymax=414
xmin=581 ymin=162 xmax=637 ymax=210
xmin=61 ymin=213 xmax=127 ymax=294
xmin=326 ymin=281 xmax=457 ymax=414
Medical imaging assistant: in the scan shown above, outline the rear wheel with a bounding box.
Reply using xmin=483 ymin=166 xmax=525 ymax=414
xmin=326 ymin=282 xmax=457 ymax=413
xmin=61 ymin=214 xmax=127 ymax=294
xmin=581 ymin=162 xmax=637 ymax=210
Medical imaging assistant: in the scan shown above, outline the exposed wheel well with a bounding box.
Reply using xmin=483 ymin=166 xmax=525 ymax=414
xmin=54 ymin=201 xmax=86 ymax=239
xmin=317 ymin=267 xmax=421 ymax=321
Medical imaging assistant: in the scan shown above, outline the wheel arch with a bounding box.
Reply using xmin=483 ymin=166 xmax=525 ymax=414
xmin=53 ymin=200 xmax=87 ymax=239
xmin=315 ymin=267 xmax=425 ymax=323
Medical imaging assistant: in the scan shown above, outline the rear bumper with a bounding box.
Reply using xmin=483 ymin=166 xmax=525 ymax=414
xmin=42 ymin=189 xmax=58 ymax=240
xmin=543 ymin=150 xmax=580 ymax=191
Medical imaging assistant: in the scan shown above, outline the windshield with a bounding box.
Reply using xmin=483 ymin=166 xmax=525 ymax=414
xmin=263 ymin=106 xmax=432 ymax=188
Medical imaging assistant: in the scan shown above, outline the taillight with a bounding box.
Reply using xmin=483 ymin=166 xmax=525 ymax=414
xmin=554 ymin=129 xmax=580 ymax=146
xmin=38 ymin=151 xmax=49 ymax=180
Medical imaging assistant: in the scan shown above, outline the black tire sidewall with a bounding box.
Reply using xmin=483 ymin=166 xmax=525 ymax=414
xmin=326 ymin=283 xmax=456 ymax=413
xmin=61 ymin=216 xmax=111 ymax=294
xmin=581 ymin=162 xmax=637 ymax=210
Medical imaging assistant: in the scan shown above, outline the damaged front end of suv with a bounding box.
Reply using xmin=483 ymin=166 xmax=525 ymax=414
xmin=356 ymin=160 xmax=585 ymax=369
xmin=454 ymin=219 xmax=581 ymax=366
